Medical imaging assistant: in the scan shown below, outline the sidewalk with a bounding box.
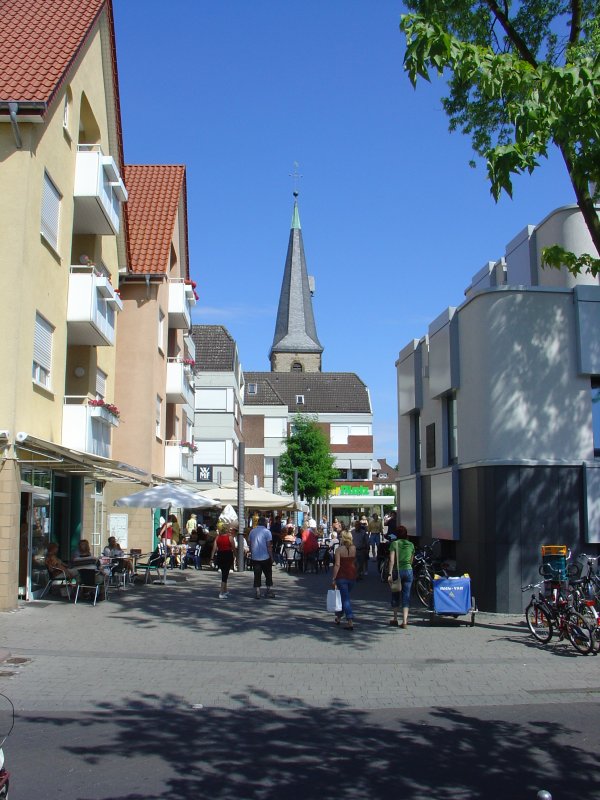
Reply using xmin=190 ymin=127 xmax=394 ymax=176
xmin=1 ymin=559 xmax=598 ymax=713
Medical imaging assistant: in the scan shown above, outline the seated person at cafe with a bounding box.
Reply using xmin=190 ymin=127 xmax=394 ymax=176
xmin=103 ymin=536 xmax=134 ymax=577
xmin=45 ymin=542 xmax=79 ymax=581
xmin=71 ymin=538 xmax=97 ymax=565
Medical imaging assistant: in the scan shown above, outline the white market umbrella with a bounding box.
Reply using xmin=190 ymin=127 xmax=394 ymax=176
xmin=114 ymin=484 xmax=217 ymax=584
xmin=199 ymin=481 xmax=300 ymax=510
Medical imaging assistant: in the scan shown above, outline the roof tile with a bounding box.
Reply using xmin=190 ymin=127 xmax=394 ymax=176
xmin=124 ymin=165 xmax=187 ymax=275
xmin=244 ymin=372 xmax=372 ymax=414
xmin=0 ymin=0 xmax=105 ymax=104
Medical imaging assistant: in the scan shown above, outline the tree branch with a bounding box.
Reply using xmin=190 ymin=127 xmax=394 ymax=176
xmin=483 ymin=0 xmax=538 ymax=66
xmin=569 ymin=0 xmax=582 ymax=48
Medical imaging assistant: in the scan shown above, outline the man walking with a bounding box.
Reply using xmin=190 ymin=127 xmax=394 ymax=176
xmin=249 ymin=516 xmax=275 ymax=599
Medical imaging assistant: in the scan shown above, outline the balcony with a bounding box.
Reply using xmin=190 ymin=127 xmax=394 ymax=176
xmin=183 ymin=332 xmax=196 ymax=363
xmin=67 ymin=266 xmax=123 ymax=346
xmin=73 ymin=145 xmax=128 ymax=235
xmin=166 ymin=359 xmax=195 ymax=406
xmin=164 ymin=441 xmax=194 ymax=481
xmin=62 ymin=396 xmax=119 ymax=458
xmin=168 ymin=280 xmax=196 ymax=329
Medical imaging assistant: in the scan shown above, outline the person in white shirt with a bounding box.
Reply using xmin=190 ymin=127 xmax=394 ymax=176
xmin=249 ymin=517 xmax=275 ymax=600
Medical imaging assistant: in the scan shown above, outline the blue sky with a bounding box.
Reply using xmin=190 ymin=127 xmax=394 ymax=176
xmin=113 ymin=1 xmax=576 ymax=465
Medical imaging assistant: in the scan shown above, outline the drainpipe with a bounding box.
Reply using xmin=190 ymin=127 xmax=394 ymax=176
xmin=8 ymin=102 xmax=22 ymax=149
xmin=145 ymin=275 xmax=151 ymax=299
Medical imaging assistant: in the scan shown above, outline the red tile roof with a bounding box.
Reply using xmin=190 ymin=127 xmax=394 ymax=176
xmin=0 ymin=0 xmax=105 ymax=105
xmin=123 ymin=165 xmax=189 ymax=276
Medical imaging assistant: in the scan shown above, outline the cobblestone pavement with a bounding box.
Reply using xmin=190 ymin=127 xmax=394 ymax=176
xmin=1 ymin=560 xmax=599 ymax=714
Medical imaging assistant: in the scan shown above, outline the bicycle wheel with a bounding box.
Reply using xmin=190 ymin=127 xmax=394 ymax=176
xmin=415 ymin=575 xmax=433 ymax=608
xmin=525 ymin=601 xmax=553 ymax=643
xmin=565 ymin=610 xmax=594 ymax=655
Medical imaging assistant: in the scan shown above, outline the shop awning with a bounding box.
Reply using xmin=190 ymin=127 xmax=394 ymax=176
xmin=13 ymin=433 xmax=150 ymax=484
xmin=328 ymin=494 xmax=391 ymax=507
xmin=334 ymin=458 xmax=351 ymax=469
xmin=350 ymin=459 xmax=372 ymax=470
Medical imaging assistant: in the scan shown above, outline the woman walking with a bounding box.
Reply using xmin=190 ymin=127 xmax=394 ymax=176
xmin=211 ymin=525 xmax=236 ymax=599
xmin=387 ymin=525 xmax=414 ymax=628
xmin=331 ymin=530 xmax=357 ymax=630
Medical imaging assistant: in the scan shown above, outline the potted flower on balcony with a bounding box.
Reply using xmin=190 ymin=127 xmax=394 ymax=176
xmin=180 ymin=440 xmax=197 ymax=454
xmin=88 ymin=398 xmax=120 ymax=425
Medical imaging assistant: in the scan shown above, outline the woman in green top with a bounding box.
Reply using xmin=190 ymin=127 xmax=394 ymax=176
xmin=387 ymin=525 xmax=414 ymax=628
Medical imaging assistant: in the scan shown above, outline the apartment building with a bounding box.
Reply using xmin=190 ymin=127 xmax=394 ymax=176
xmin=190 ymin=325 xmax=244 ymax=486
xmin=396 ymin=205 xmax=600 ymax=612
xmin=0 ymin=0 xmax=199 ymax=608
xmin=105 ymin=165 xmax=196 ymax=544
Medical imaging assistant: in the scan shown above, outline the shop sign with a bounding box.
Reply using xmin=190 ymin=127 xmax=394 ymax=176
xmin=331 ymin=485 xmax=369 ymax=496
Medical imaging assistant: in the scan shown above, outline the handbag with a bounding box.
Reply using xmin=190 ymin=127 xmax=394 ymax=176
xmin=327 ymin=588 xmax=342 ymax=612
xmin=390 ymin=569 xmax=402 ymax=593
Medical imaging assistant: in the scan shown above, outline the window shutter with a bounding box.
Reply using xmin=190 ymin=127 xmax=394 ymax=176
xmin=33 ymin=313 xmax=53 ymax=372
xmin=41 ymin=172 xmax=61 ymax=250
xmin=96 ymin=369 xmax=107 ymax=398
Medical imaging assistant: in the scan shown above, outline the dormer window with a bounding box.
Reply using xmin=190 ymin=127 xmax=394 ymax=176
xmin=296 ymin=394 xmax=304 ymax=405
xmin=248 ymin=383 xmax=257 ymax=395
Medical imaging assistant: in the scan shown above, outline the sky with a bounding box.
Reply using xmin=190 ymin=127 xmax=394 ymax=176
xmin=112 ymin=1 xmax=576 ymax=465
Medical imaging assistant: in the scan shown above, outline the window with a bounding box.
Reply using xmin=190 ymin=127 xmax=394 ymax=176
xmin=592 ymin=379 xmax=600 ymax=458
xmin=197 ymin=388 xmax=228 ymax=411
xmin=95 ymin=368 xmax=107 ymax=399
xmin=446 ymin=393 xmax=458 ymax=465
xmin=32 ymin=313 xmax=54 ymax=389
xmin=248 ymin=383 xmax=258 ymax=395
xmin=41 ymin=171 xmax=61 ymax=251
xmin=426 ymin=423 xmax=436 ymax=469
xmin=331 ymin=425 xmax=350 ymax=445
xmin=264 ymin=417 xmax=287 ymax=439
xmin=296 ymin=395 xmax=305 ymax=405
xmin=351 ymin=468 xmax=369 ymax=480
xmin=336 ymin=469 xmax=350 ymax=480
xmin=411 ymin=412 xmax=421 ymax=473
xmin=158 ymin=309 xmax=165 ymax=353
xmin=155 ymin=395 xmax=162 ymax=439
xmin=292 ymin=362 xmax=303 ymax=372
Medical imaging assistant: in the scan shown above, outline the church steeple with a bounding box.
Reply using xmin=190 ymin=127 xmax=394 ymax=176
xmin=269 ymin=193 xmax=323 ymax=372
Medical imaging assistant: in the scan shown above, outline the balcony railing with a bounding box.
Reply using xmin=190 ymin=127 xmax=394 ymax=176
xmin=73 ymin=145 xmax=128 ymax=235
xmin=67 ymin=266 xmax=123 ymax=346
xmin=166 ymin=358 xmax=195 ymax=406
xmin=168 ymin=280 xmax=196 ymax=329
xmin=164 ymin=440 xmax=194 ymax=480
xmin=183 ymin=333 xmax=196 ymax=363
xmin=62 ymin=396 xmax=119 ymax=458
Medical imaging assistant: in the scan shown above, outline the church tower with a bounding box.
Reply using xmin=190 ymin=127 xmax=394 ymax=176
xmin=269 ymin=193 xmax=323 ymax=372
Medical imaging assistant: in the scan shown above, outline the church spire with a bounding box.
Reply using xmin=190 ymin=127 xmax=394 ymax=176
xmin=269 ymin=193 xmax=323 ymax=372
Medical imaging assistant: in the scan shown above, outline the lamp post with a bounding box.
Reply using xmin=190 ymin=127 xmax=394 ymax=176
xmin=237 ymin=443 xmax=245 ymax=570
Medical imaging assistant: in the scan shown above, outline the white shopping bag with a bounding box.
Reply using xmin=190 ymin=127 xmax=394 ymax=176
xmin=218 ymin=504 xmax=238 ymax=529
xmin=327 ymin=588 xmax=342 ymax=612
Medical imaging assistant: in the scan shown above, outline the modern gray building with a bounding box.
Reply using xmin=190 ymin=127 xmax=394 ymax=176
xmin=396 ymin=205 xmax=600 ymax=612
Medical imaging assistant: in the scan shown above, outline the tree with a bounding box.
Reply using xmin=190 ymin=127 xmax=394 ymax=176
xmin=278 ymin=415 xmax=339 ymax=503
xmin=400 ymin=1 xmax=600 ymax=275
xmin=376 ymin=486 xmax=397 ymax=513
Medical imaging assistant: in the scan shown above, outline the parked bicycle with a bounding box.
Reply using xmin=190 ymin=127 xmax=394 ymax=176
xmin=412 ymin=540 xmax=449 ymax=608
xmin=540 ymin=557 xmax=600 ymax=652
xmin=522 ymin=580 xmax=594 ymax=655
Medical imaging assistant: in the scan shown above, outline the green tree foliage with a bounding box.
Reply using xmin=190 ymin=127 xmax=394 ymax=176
xmin=376 ymin=486 xmax=397 ymax=512
xmin=278 ymin=415 xmax=338 ymax=503
xmin=401 ymin=1 xmax=600 ymax=275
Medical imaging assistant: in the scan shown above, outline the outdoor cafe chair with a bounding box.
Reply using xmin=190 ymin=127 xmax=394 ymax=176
xmin=137 ymin=544 xmax=167 ymax=583
xmin=74 ymin=568 xmax=108 ymax=606
xmin=282 ymin=545 xmax=302 ymax=573
xmin=39 ymin=567 xmax=75 ymax=601
xmin=315 ymin=545 xmax=330 ymax=573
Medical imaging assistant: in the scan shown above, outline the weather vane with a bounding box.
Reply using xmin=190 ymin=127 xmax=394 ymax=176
xmin=289 ymin=161 xmax=303 ymax=197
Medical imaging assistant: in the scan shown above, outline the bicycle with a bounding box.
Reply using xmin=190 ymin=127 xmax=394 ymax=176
xmin=522 ymin=581 xmax=594 ymax=655
xmin=542 ymin=558 xmax=600 ymax=652
xmin=412 ymin=540 xmax=448 ymax=608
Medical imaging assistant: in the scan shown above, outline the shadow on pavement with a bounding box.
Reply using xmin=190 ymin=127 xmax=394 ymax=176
xmin=12 ymin=691 xmax=596 ymax=800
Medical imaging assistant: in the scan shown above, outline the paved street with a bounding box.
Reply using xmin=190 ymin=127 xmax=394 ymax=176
xmin=1 ymin=562 xmax=599 ymax=799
